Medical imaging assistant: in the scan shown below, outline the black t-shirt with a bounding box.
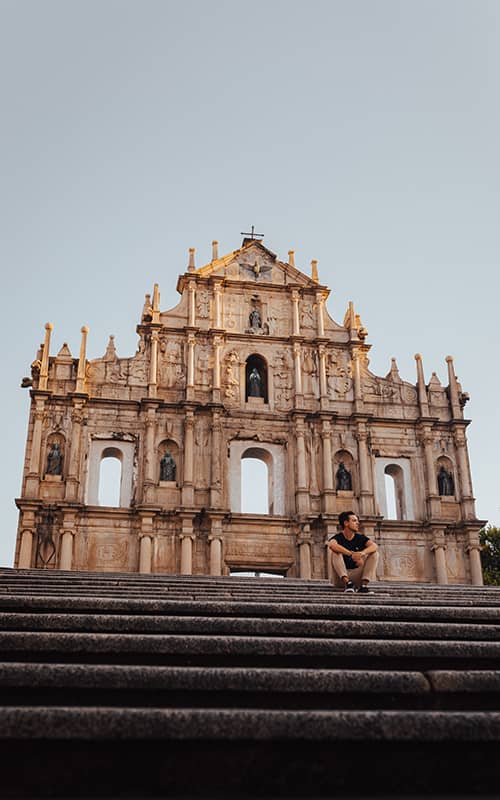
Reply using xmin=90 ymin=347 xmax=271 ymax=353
xmin=330 ymin=532 xmax=370 ymax=570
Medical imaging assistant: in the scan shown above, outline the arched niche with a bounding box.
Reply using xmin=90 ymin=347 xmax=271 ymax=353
xmin=86 ymin=439 xmax=135 ymax=507
xmin=229 ymin=440 xmax=285 ymax=516
xmin=436 ymin=456 xmax=456 ymax=497
xmin=245 ymin=354 xmax=268 ymax=403
xmin=158 ymin=439 xmax=179 ymax=484
xmin=334 ymin=449 xmax=354 ymax=493
xmin=44 ymin=434 xmax=66 ymax=478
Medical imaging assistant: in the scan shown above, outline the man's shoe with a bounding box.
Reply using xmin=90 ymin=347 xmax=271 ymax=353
xmin=343 ymin=580 xmax=355 ymax=593
xmin=357 ymin=584 xmax=373 ymax=594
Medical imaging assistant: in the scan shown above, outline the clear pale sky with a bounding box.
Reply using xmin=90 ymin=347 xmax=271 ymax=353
xmin=1 ymin=0 xmax=498 ymax=567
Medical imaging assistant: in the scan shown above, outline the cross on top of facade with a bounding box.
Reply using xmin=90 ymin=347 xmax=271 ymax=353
xmin=241 ymin=225 xmax=264 ymax=241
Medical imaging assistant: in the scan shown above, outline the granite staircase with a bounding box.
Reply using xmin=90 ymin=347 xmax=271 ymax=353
xmin=0 ymin=567 xmax=499 ymax=798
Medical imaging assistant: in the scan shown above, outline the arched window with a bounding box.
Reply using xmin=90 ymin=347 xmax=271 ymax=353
xmin=245 ymin=354 xmax=268 ymax=403
xmin=98 ymin=448 xmax=123 ymax=507
xmin=375 ymin=457 xmax=415 ymax=521
xmin=241 ymin=456 xmax=269 ymax=514
xmin=384 ymin=471 xmax=398 ymax=519
xmin=384 ymin=464 xmax=405 ymax=520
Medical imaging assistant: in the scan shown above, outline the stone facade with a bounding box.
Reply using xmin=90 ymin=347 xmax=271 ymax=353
xmin=14 ymin=237 xmax=485 ymax=583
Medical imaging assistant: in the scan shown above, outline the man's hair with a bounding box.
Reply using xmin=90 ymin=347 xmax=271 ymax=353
xmin=339 ymin=510 xmax=355 ymax=530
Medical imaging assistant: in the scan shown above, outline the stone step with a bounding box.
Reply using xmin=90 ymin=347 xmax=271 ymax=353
xmin=1 ymin=611 xmax=499 ymax=641
xmin=1 ymin=631 xmax=499 ymax=671
xmin=0 ymin=664 xmax=498 ymax=711
xmin=1 ymin=594 xmax=498 ymax=622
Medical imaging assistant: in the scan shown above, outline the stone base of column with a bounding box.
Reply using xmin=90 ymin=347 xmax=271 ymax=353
xmin=322 ymin=490 xmax=336 ymax=514
xmin=182 ymin=485 xmax=194 ymax=506
xmin=24 ymin=476 xmax=40 ymax=498
xmin=64 ymin=478 xmax=79 ymax=502
xmin=295 ymin=489 xmax=310 ymax=514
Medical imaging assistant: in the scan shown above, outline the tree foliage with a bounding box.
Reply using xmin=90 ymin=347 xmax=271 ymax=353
xmin=480 ymin=526 xmax=500 ymax=586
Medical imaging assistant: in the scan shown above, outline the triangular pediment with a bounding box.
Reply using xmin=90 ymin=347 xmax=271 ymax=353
xmin=195 ymin=240 xmax=321 ymax=287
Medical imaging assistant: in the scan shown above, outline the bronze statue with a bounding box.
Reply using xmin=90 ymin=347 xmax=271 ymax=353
xmin=248 ymin=367 xmax=262 ymax=397
xmin=437 ymin=465 xmax=454 ymax=496
xmin=160 ymin=451 xmax=176 ymax=482
xmin=336 ymin=462 xmax=352 ymax=491
xmin=46 ymin=443 xmax=63 ymax=475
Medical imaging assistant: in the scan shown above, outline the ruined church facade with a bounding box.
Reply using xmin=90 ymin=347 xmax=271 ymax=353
xmin=14 ymin=237 xmax=484 ymax=584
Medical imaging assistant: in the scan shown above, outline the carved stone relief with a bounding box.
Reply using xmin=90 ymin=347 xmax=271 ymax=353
xmin=223 ymin=351 xmax=240 ymax=402
xmin=195 ymin=345 xmax=212 ymax=389
xmin=327 ymin=350 xmax=353 ymax=400
xmin=302 ymin=348 xmax=318 ymax=396
xmin=159 ymin=340 xmax=185 ymax=389
xmin=273 ymin=350 xmax=293 ymax=411
xmin=196 ymin=290 xmax=210 ymax=320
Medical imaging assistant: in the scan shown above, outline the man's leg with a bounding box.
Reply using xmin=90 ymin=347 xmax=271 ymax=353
xmin=330 ymin=552 xmax=351 ymax=588
xmin=359 ymin=551 xmax=379 ymax=585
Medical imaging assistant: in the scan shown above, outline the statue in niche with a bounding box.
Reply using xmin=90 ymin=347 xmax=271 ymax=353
xmin=36 ymin=510 xmax=56 ymax=568
xmin=160 ymin=451 xmax=176 ymax=482
xmin=46 ymin=443 xmax=63 ymax=475
xmin=336 ymin=462 xmax=352 ymax=491
xmin=249 ymin=308 xmax=262 ymax=330
xmin=437 ymin=465 xmax=454 ymax=496
xmin=248 ymin=367 xmax=262 ymax=397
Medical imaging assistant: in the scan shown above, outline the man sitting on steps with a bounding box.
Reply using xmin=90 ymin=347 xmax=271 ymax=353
xmin=328 ymin=511 xmax=379 ymax=593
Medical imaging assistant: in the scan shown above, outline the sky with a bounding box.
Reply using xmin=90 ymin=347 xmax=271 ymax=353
xmin=0 ymin=0 xmax=498 ymax=567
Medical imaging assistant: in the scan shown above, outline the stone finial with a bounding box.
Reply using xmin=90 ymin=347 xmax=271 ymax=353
xmin=311 ymin=260 xmax=318 ymax=282
xmin=152 ymin=283 xmax=160 ymax=323
xmin=414 ymin=353 xmax=430 ymax=415
xmin=386 ymin=357 xmax=401 ymax=383
xmin=212 ymin=241 xmax=219 ymax=261
xmin=38 ymin=322 xmax=54 ymax=391
xmin=188 ymin=248 xmax=196 ymax=271
xmin=76 ymin=326 xmax=89 ymax=394
xmin=288 ymin=250 xmax=295 ymax=267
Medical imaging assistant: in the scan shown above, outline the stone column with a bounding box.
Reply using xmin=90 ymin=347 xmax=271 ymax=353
xmin=188 ymin=281 xmax=196 ymax=327
xmin=18 ymin=529 xmax=34 ymax=568
xmin=182 ymin=411 xmax=195 ymax=506
xmin=212 ymin=335 xmax=222 ymax=403
xmin=291 ymin=290 xmax=300 ymax=336
xmin=148 ymin=331 xmax=158 ymax=399
xmin=321 ymin=419 xmax=335 ymax=513
xmin=25 ymin=398 xmax=46 ymax=496
xmin=294 ymin=416 xmax=309 ymax=514
xmin=432 ymin=533 xmax=448 ymax=584
xmin=355 ymin=422 xmax=373 ymax=515
xmin=352 ymin=350 xmax=363 ymax=413
xmin=318 ymin=344 xmax=328 ymax=401
xmin=187 ymin=333 xmax=196 ymax=388
xmin=453 ymin=426 xmax=475 ymax=519
xmin=298 ymin=527 xmax=312 ymax=579
xmin=38 ymin=322 xmax=53 ymax=392
xmin=213 ymin=282 xmax=223 ymax=329
xmin=467 ymin=542 xmax=483 ymax=586
xmin=293 ymin=342 xmax=303 ymax=397
xmin=143 ymin=409 xmax=157 ymax=503
xmin=316 ymin=291 xmax=325 ymax=338
xmin=59 ymin=530 xmax=74 ymax=570
xmin=139 ymin=535 xmax=153 ymax=574
xmin=419 ymin=425 xmax=440 ymax=518
xmin=65 ymin=403 xmax=84 ymax=502
xmin=180 ymin=526 xmax=194 ymax=575
xmin=210 ymin=409 xmax=222 ymax=508
xmin=209 ymin=523 xmax=223 ymax=576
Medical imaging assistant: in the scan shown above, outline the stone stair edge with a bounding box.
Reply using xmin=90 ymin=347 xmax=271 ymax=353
xmin=1 ymin=706 xmax=500 ymax=741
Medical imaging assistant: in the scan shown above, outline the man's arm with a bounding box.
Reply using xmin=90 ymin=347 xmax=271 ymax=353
xmin=351 ymin=537 xmax=378 ymax=565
